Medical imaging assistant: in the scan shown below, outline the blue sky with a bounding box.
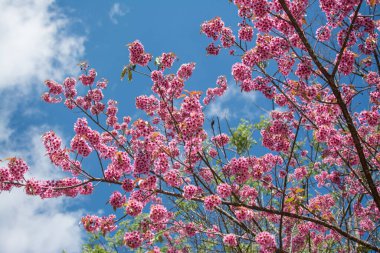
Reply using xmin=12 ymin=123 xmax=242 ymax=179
xmin=0 ymin=1 xmax=270 ymax=252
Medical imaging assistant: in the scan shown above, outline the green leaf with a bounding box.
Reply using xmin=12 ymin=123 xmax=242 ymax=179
xmin=128 ymin=68 xmax=133 ymax=81
xmin=120 ymin=66 xmax=128 ymax=80
xmin=257 ymin=61 xmax=268 ymax=69
xmin=155 ymin=57 xmax=161 ymax=66
xmin=230 ymin=119 xmax=255 ymax=154
xmin=285 ymin=197 xmax=295 ymax=203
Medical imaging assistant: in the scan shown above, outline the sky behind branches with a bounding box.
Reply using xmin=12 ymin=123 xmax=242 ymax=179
xmin=0 ymin=1 xmax=272 ymax=252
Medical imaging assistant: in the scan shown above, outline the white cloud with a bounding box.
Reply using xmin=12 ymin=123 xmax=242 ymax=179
xmin=0 ymin=131 xmax=84 ymax=253
xmin=0 ymin=97 xmax=14 ymax=143
xmin=0 ymin=101 xmax=86 ymax=253
xmin=109 ymin=3 xmax=129 ymax=24
xmin=206 ymin=83 xmax=259 ymax=120
xmin=0 ymin=0 xmax=86 ymax=252
xmin=0 ymin=0 xmax=85 ymax=91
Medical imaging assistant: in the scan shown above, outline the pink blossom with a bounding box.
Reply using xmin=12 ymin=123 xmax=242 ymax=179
xmin=232 ymin=63 xmax=251 ymax=82
xmin=201 ymin=17 xmax=224 ymax=40
xmin=223 ymin=233 xmax=238 ymax=247
xmin=8 ymin=158 xmax=28 ymax=181
xmin=177 ymin=63 xmax=196 ymax=80
xmin=294 ymin=166 xmax=308 ymax=180
xmin=124 ymin=231 xmax=142 ymax=249
xmin=212 ymin=134 xmax=230 ymax=147
xmin=109 ymin=191 xmax=126 ymax=210
xmin=217 ymin=183 xmax=232 ymax=198
xmin=238 ymin=25 xmax=253 ymax=41
xmin=125 ymin=199 xmax=143 ymax=217
xmin=150 ymin=204 xmax=168 ymax=223
xmin=255 ymin=232 xmax=276 ymax=251
xmin=183 ymin=184 xmax=198 ymax=200
xmin=204 ymin=194 xmax=222 ymax=211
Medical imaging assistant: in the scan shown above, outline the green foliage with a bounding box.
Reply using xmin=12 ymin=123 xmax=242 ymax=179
xmin=257 ymin=60 xmax=268 ymax=70
xmin=121 ymin=64 xmax=135 ymax=81
xmin=82 ymin=244 xmax=110 ymax=253
xmin=175 ymin=199 xmax=197 ymax=213
xmin=357 ymin=245 xmax=371 ymax=253
xmin=229 ymin=119 xmax=256 ymax=154
xmin=81 ymin=218 xmax=136 ymax=253
xmin=253 ymin=115 xmax=270 ymax=131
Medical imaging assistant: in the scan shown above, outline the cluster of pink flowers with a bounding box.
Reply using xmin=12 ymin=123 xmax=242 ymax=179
xmin=261 ymin=119 xmax=291 ymax=152
xmin=216 ymin=183 xmax=232 ymax=198
xmin=128 ymin=40 xmax=152 ymax=66
xmin=42 ymin=80 xmax=64 ymax=103
xmin=136 ymin=95 xmax=159 ymax=116
xmin=177 ymin=62 xmax=196 ymax=80
xmin=295 ymin=57 xmax=313 ymax=79
xmin=223 ymin=157 xmax=250 ymax=184
xmin=337 ymin=29 xmax=357 ymax=48
xmin=232 ymin=63 xmax=251 ymax=82
xmin=201 ymin=17 xmax=224 ymax=40
xmin=308 ymin=194 xmax=335 ymax=215
xmin=184 ymin=222 xmax=197 ymax=237
xmin=223 ymin=233 xmax=238 ymax=247
xmin=81 ymin=214 xmax=117 ymax=235
xmin=211 ymin=133 xmax=230 ymax=147
xmin=23 ymin=178 xmax=93 ymax=198
xmin=122 ymin=178 xmax=134 ymax=192
xmin=109 ymin=191 xmax=126 ymax=210
xmin=71 ymin=135 xmax=92 ymax=157
xmin=206 ymin=43 xmax=220 ymax=55
xmin=7 ymin=157 xmax=29 ymax=181
xmin=104 ymin=151 xmax=132 ymax=181
xmin=234 ymin=207 xmax=254 ymax=221
xmin=164 ymin=169 xmax=182 ymax=187
xmin=316 ymin=25 xmax=331 ymax=41
xmin=124 ymin=231 xmax=143 ymax=249
xmin=79 ymin=69 xmax=97 ymax=86
xmin=183 ymin=184 xmax=200 ymax=200
xmin=139 ymin=176 xmax=157 ymax=191
xmin=293 ymin=166 xmax=308 ymax=180
xmin=220 ymin=27 xmax=236 ymax=48
xmin=158 ymin=52 xmax=176 ymax=70
xmin=336 ymin=49 xmax=356 ymax=75
xmin=255 ymin=232 xmax=277 ymax=252
xmin=199 ymin=168 xmax=214 ymax=183
xmin=276 ymin=55 xmax=295 ymax=76
xmin=201 ymin=17 xmax=235 ymax=54
xmin=238 ymin=24 xmax=253 ymax=41
xmin=255 ymin=16 xmax=274 ymax=32
xmin=203 ymin=76 xmax=228 ymax=105
xmin=42 ymin=77 xmax=79 ymax=108
xmin=242 ymin=48 xmax=259 ymax=68
xmin=239 ymin=185 xmax=258 ymax=204
xmin=150 ymin=204 xmax=168 ymax=223
xmin=105 ymin=100 xmax=118 ymax=127
xmin=204 ymin=194 xmax=222 ymax=211
xmin=62 ymin=77 xmax=78 ymax=109
xmin=125 ymin=199 xmax=144 ymax=217
xmin=0 ymin=158 xmax=28 ymax=191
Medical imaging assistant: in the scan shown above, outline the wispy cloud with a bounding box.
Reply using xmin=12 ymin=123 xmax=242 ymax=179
xmin=205 ymin=83 xmax=260 ymax=120
xmin=109 ymin=3 xmax=129 ymax=24
xmin=0 ymin=95 xmax=86 ymax=252
xmin=0 ymin=127 xmax=85 ymax=253
xmin=0 ymin=0 xmax=85 ymax=92
xmin=0 ymin=0 xmax=86 ymax=252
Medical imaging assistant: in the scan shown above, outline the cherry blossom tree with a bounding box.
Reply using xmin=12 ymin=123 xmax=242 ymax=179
xmin=2 ymin=0 xmax=380 ymax=252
